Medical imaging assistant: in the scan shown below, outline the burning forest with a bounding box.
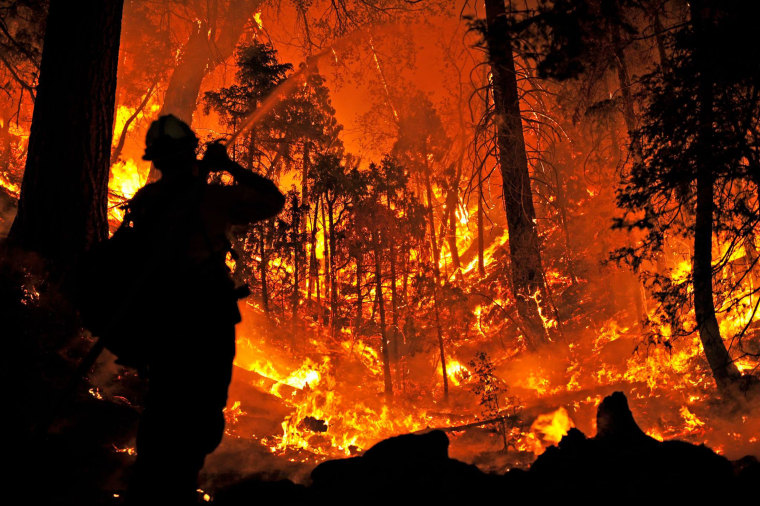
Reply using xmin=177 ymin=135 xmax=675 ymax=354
xmin=2 ymin=0 xmax=760 ymax=504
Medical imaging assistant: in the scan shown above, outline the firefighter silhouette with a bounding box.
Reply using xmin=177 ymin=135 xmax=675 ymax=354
xmin=126 ymin=115 xmax=284 ymax=504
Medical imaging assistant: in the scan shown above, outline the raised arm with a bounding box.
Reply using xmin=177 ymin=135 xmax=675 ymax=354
xmin=202 ymin=141 xmax=286 ymax=224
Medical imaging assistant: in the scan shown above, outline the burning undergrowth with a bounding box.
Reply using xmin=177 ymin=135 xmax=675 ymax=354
xmin=178 ymin=270 xmax=760 ymax=483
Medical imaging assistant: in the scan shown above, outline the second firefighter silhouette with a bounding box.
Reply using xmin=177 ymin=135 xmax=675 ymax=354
xmin=126 ymin=114 xmax=284 ymax=504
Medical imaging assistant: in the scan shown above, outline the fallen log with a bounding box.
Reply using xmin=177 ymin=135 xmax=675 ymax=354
xmin=411 ymin=413 xmax=522 ymax=435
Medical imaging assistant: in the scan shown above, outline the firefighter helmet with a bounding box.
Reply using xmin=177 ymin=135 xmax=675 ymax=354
xmin=142 ymin=114 xmax=199 ymax=161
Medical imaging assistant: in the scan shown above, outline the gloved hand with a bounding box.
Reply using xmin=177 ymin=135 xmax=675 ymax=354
xmin=202 ymin=140 xmax=232 ymax=170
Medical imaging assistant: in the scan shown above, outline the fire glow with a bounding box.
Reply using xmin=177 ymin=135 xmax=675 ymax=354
xmin=4 ymin=0 xmax=760 ymax=483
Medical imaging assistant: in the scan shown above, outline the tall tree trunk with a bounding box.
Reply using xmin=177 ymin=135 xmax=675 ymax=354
xmin=159 ymin=0 xmax=260 ymax=123
xmin=484 ymin=0 xmax=549 ymax=349
xmin=148 ymin=0 xmax=260 ymax=181
xmin=650 ymin=3 xmax=669 ymax=67
xmin=259 ymin=225 xmax=269 ymax=313
xmin=611 ymin=25 xmax=637 ymax=140
xmin=692 ymin=1 xmax=741 ymax=390
xmin=9 ymin=0 xmax=124 ymax=270
xmin=355 ymin=247 xmax=363 ymax=333
xmin=423 ymin=165 xmax=449 ymax=400
xmin=157 ymin=22 xmax=209 ymax=126
xmin=477 ymin=162 xmax=486 ymax=277
xmin=372 ymin=228 xmax=393 ymax=398
xmin=321 ymin=198 xmax=330 ymax=326
xmin=307 ymin=195 xmax=320 ymax=302
xmin=554 ymin=167 xmax=578 ymax=285
xmin=386 ymin=193 xmax=400 ymax=385
xmin=302 ymin=142 xmax=310 ymax=205
xmin=423 ymin=166 xmax=441 ymax=270
xmin=292 ymin=194 xmax=301 ymax=319
xmin=328 ymin=197 xmax=338 ymax=336
xmin=445 ymin=178 xmax=462 ymax=276
xmin=247 ymin=129 xmax=256 ymax=172
xmin=0 ymin=106 xmax=11 ymax=175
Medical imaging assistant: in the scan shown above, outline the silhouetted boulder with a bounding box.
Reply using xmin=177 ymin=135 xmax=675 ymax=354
xmin=310 ymin=430 xmax=510 ymax=504
xmin=213 ymin=475 xmax=307 ymax=506
xmin=531 ymin=391 xmax=735 ymax=501
xmin=215 ymin=391 xmax=751 ymax=504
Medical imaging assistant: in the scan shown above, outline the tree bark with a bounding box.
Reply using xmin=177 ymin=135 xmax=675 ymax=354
xmin=445 ymin=175 xmax=462 ymax=275
xmin=9 ymin=0 xmax=124 ymax=270
xmin=302 ymin=142 xmax=310 ymax=205
xmin=611 ymin=25 xmax=637 ymax=140
xmin=386 ymin=196 xmax=400 ymax=387
xmin=372 ymin=227 xmax=393 ymax=398
xmin=355 ymin=247 xmax=363 ymax=333
xmin=477 ymin=162 xmax=485 ymax=277
xmin=422 ymin=159 xmax=449 ymax=399
xmin=259 ymin=224 xmax=269 ymax=313
xmin=307 ymin=195 xmax=320 ymax=302
xmin=148 ymin=0 xmax=260 ymax=181
xmin=327 ymin=197 xmax=338 ymax=336
xmin=321 ymin=198 xmax=330 ymax=327
xmin=159 ymin=0 xmax=260 ymax=124
xmin=691 ymin=1 xmax=741 ymax=390
xmin=292 ymin=194 xmax=301 ymax=319
xmin=484 ymin=0 xmax=549 ymax=349
xmin=650 ymin=3 xmax=669 ymax=68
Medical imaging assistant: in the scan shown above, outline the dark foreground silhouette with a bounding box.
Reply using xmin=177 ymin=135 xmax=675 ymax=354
xmin=76 ymin=114 xmax=285 ymax=505
xmin=213 ymin=391 xmax=759 ymax=505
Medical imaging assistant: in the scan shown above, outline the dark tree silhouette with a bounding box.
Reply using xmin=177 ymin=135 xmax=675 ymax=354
xmin=484 ymin=0 xmax=550 ymax=349
xmin=9 ymin=0 xmax=124 ymax=269
xmin=613 ymin=0 xmax=760 ymax=392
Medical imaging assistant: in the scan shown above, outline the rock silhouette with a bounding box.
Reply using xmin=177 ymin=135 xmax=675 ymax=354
xmin=214 ymin=391 xmax=756 ymax=504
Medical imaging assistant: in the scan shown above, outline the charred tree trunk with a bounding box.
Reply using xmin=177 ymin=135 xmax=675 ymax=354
xmin=611 ymin=25 xmax=637 ymax=141
xmin=424 ymin=166 xmax=441 ymax=270
xmin=477 ymin=162 xmax=486 ymax=277
xmin=0 ymin=104 xmax=12 ymax=175
xmin=327 ymin=197 xmax=338 ymax=336
xmin=484 ymin=0 xmax=549 ymax=349
xmin=445 ymin=179 xmax=462 ymax=276
xmin=650 ymin=4 xmax=669 ymax=68
xmin=384 ymin=192 xmax=401 ymax=384
xmin=292 ymin=194 xmax=301 ymax=319
xmin=387 ymin=219 xmax=400 ymax=386
xmin=302 ymin=142 xmax=310 ymax=205
xmin=9 ymin=0 xmax=123 ymax=270
xmin=321 ymin=199 xmax=330 ymax=327
xmin=423 ymin=165 xmax=449 ymax=400
xmin=259 ymin=224 xmax=269 ymax=313
xmin=318 ymin=196 xmax=333 ymax=328
xmin=307 ymin=195 xmax=320 ymax=302
xmin=372 ymin=228 xmax=393 ymax=398
xmin=355 ymin=245 xmax=363 ymax=333
xmin=554 ymin=167 xmax=578 ymax=285
xmin=247 ymin=130 xmax=256 ymax=172
xmin=691 ymin=2 xmax=741 ymax=390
